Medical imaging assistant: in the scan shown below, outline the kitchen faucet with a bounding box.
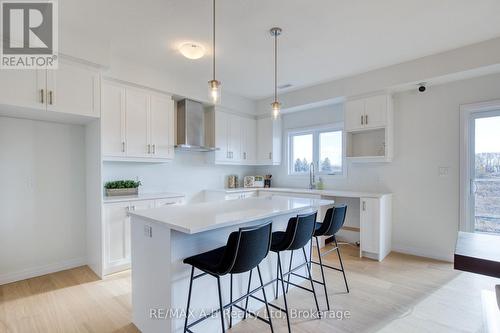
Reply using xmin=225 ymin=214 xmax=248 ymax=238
xmin=309 ymin=162 xmax=316 ymax=189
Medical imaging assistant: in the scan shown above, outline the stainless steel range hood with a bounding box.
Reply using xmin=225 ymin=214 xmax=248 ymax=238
xmin=175 ymin=99 xmax=217 ymax=152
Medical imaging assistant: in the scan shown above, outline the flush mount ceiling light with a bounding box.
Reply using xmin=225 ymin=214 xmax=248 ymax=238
xmin=208 ymin=0 xmax=221 ymax=104
xmin=270 ymin=27 xmax=282 ymax=119
xmin=179 ymin=43 xmax=205 ymax=60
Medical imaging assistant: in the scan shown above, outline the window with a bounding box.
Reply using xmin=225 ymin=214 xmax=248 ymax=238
xmin=288 ymin=125 xmax=344 ymax=176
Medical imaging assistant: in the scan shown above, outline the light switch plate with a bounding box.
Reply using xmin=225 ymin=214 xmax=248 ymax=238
xmin=438 ymin=167 xmax=450 ymax=176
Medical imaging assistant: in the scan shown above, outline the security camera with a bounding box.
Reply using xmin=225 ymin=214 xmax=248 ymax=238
xmin=418 ymin=83 xmax=426 ymax=93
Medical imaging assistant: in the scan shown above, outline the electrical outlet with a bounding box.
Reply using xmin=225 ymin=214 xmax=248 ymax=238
xmin=144 ymin=225 xmax=152 ymax=238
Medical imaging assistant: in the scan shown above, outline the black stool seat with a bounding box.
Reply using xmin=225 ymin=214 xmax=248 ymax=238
xmin=309 ymin=204 xmax=349 ymax=312
xmin=270 ymin=231 xmax=287 ymax=252
xmin=182 ymin=221 xmax=275 ymax=333
xmin=183 ymin=246 xmax=226 ymax=275
xmin=270 ymin=212 xmax=320 ymax=333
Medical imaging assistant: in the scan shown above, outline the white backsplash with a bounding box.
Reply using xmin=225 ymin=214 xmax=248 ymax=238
xmin=102 ymin=151 xmax=255 ymax=203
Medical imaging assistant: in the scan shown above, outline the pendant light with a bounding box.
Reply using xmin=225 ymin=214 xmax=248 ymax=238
xmin=270 ymin=27 xmax=282 ymax=119
xmin=208 ymin=0 xmax=221 ymax=104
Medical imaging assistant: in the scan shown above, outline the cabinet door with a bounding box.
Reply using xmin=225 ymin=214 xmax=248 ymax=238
xmin=227 ymin=114 xmax=242 ymax=162
xmin=215 ymin=111 xmax=229 ymax=162
xmin=125 ymin=88 xmax=150 ymax=157
xmin=257 ymin=117 xmax=273 ymax=162
xmin=104 ymin=202 xmax=130 ymax=270
xmin=0 ymin=69 xmax=43 ymax=110
xmin=241 ymin=117 xmax=256 ymax=163
xmin=127 ymin=200 xmax=155 ymax=258
xmin=46 ymin=61 xmax=99 ymax=117
xmin=364 ymin=95 xmax=387 ymax=129
xmin=101 ymin=81 xmax=125 ymax=156
xmin=150 ymin=94 xmax=174 ymax=159
xmin=360 ymin=198 xmax=380 ymax=254
xmin=344 ymin=99 xmax=365 ymax=131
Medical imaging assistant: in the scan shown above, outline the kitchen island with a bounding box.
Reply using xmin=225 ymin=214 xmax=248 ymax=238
xmin=129 ymin=195 xmax=334 ymax=333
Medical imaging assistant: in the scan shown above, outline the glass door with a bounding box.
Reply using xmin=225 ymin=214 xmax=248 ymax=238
xmin=470 ymin=112 xmax=500 ymax=234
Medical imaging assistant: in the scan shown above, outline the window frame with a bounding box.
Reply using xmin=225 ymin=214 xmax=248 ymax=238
xmin=287 ymin=123 xmax=346 ymax=177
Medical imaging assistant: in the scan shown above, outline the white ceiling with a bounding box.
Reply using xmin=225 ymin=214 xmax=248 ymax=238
xmin=60 ymin=0 xmax=500 ymax=100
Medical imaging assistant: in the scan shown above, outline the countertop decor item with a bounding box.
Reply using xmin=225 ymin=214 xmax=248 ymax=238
xmin=227 ymin=175 xmax=238 ymax=188
xmin=253 ymin=175 xmax=265 ymax=188
xmin=264 ymin=174 xmax=272 ymax=188
xmin=104 ymin=180 xmax=142 ymax=196
xmin=244 ymin=176 xmax=255 ymax=188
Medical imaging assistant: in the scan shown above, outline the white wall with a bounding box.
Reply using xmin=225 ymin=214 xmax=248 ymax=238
xmin=0 ymin=117 xmax=87 ymax=284
xmin=103 ymin=152 xmax=255 ymax=203
xmin=259 ymin=73 xmax=500 ymax=262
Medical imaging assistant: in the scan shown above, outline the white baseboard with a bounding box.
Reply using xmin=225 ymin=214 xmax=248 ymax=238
xmin=391 ymin=244 xmax=453 ymax=262
xmin=0 ymin=257 xmax=87 ymax=285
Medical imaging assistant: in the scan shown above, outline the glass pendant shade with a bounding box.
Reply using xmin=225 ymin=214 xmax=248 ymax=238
xmin=208 ymin=79 xmax=221 ymax=104
xmin=271 ymin=101 xmax=281 ymax=119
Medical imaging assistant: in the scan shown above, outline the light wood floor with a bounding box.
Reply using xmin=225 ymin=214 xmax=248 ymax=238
xmin=1 ymin=244 xmax=498 ymax=333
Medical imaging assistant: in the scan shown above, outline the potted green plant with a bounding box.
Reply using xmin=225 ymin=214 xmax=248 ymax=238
xmin=104 ymin=180 xmax=142 ymax=197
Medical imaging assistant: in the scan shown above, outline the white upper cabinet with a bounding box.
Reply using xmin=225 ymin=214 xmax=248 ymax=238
xmin=241 ymin=117 xmax=256 ymax=163
xmin=227 ymin=113 xmax=242 ymax=162
xmin=257 ymin=116 xmax=281 ymax=165
xmin=46 ymin=61 xmax=100 ymax=117
xmin=345 ymin=94 xmax=393 ymax=162
xmin=101 ymin=79 xmax=175 ymax=162
xmin=0 ymin=70 xmax=43 ymax=110
xmin=101 ymin=82 xmax=125 ymax=157
xmin=214 ymin=110 xmax=230 ymax=162
xmin=364 ymin=95 xmax=388 ymax=129
xmin=0 ymin=58 xmax=99 ymax=119
xmin=345 ymin=94 xmax=390 ymax=131
xmin=213 ymin=109 xmax=255 ymax=165
xmin=344 ymin=99 xmax=365 ymax=132
xmin=125 ymin=88 xmax=150 ymax=158
xmin=150 ymin=94 xmax=175 ymax=159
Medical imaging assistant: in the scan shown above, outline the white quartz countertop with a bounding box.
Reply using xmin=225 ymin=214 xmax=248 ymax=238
xmin=129 ymin=196 xmax=334 ymax=234
xmin=205 ymin=187 xmax=390 ymax=198
xmin=103 ymin=192 xmax=185 ymax=203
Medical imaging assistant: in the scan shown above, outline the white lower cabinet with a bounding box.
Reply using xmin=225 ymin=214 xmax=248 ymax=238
xmin=103 ymin=196 xmax=184 ymax=275
xmin=359 ymin=195 xmax=392 ymax=261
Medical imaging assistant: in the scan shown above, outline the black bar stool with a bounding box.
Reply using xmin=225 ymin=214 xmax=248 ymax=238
xmin=183 ymin=221 xmax=274 ymax=333
xmin=310 ymin=205 xmax=349 ymax=310
xmin=269 ymin=212 xmax=320 ymax=332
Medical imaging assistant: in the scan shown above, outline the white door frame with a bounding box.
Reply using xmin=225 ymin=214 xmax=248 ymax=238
xmin=459 ymin=99 xmax=500 ymax=232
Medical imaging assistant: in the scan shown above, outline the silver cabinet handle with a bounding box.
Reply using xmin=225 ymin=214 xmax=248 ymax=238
xmin=362 ymin=201 xmax=366 ymax=211
xmin=152 ymin=144 xmax=156 ymax=154
xmin=361 ymin=115 xmax=364 ymax=125
xmin=40 ymin=89 xmax=44 ymax=104
xmin=365 ymin=115 xmax=368 ymax=124
xmin=243 ymin=152 xmax=247 ymax=160
xmin=121 ymin=142 xmax=125 ymax=153
xmin=147 ymin=144 xmax=151 ymax=154
xmin=269 ymin=152 xmax=272 ymax=160
xmin=49 ymin=91 xmax=53 ymax=105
